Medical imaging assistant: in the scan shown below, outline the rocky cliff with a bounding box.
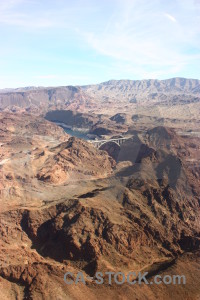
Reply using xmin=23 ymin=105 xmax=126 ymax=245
xmin=0 ymin=113 xmax=199 ymax=299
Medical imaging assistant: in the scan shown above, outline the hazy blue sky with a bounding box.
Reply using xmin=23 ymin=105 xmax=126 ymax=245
xmin=0 ymin=0 xmax=200 ymax=88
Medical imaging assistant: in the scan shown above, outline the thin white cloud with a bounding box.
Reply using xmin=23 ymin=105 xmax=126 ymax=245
xmin=0 ymin=0 xmax=100 ymax=29
xmin=165 ymin=13 xmax=177 ymax=23
xmin=82 ymin=0 xmax=200 ymax=78
xmin=0 ymin=0 xmax=200 ymax=84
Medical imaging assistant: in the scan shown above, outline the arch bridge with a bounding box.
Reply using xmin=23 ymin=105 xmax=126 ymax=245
xmin=89 ymin=136 xmax=131 ymax=149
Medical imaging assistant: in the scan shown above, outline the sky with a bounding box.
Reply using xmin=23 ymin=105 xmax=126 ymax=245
xmin=0 ymin=0 xmax=200 ymax=88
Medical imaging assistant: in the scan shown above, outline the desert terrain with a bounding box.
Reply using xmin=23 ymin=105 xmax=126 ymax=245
xmin=0 ymin=78 xmax=200 ymax=299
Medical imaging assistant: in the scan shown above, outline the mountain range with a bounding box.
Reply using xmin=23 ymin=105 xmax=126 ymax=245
xmin=0 ymin=77 xmax=200 ymax=299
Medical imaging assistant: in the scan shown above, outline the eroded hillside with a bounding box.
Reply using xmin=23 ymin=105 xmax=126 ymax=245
xmin=0 ymin=113 xmax=200 ymax=299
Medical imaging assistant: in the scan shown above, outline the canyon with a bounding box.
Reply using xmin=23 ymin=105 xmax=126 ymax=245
xmin=0 ymin=78 xmax=200 ymax=299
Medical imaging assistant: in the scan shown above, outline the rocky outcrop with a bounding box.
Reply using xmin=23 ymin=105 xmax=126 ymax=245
xmin=37 ymin=137 xmax=115 ymax=184
xmin=0 ymin=113 xmax=200 ymax=299
xmin=45 ymin=109 xmax=99 ymax=128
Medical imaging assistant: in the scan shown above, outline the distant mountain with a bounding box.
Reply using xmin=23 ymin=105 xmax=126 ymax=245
xmin=84 ymin=77 xmax=200 ymax=93
xmin=82 ymin=77 xmax=200 ymax=104
xmin=0 ymin=78 xmax=200 ymax=129
xmin=0 ymin=85 xmax=90 ymax=113
xmin=0 ymin=86 xmax=44 ymax=94
xmin=0 ymin=78 xmax=200 ymax=112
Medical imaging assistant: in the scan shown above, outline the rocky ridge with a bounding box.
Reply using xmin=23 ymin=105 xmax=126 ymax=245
xmin=0 ymin=113 xmax=200 ymax=299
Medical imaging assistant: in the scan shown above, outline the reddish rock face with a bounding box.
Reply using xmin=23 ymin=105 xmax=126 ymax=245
xmin=0 ymin=112 xmax=200 ymax=299
xmin=37 ymin=137 xmax=115 ymax=184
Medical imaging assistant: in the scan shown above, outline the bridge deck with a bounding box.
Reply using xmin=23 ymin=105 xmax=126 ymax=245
xmin=89 ymin=136 xmax=131 ymax=144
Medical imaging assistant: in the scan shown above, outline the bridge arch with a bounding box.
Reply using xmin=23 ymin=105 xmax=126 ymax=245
xmin=99 ymin=141 xmax=121 ymax=160
xmin=89 ymin=136 xmax=132 ymax=150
